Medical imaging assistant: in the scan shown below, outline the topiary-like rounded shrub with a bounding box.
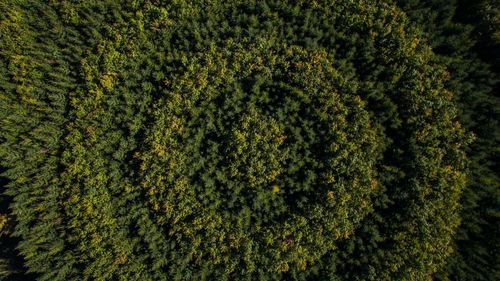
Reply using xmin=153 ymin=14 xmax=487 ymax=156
xmin=0 ymin=1 xmax=470 ymax=280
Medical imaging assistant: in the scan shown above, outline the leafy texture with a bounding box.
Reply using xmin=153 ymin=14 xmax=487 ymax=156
xmin=394 ymin=0 xmax=500 ymax=280
xmin=0 ymin=0 xmax=472 ymax=280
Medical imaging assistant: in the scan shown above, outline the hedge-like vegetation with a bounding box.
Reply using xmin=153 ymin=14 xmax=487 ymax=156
xmin=0 ymin=0 xmax=488 ymax=280
xmin=394 ymin=1 xmax=499 ymax=279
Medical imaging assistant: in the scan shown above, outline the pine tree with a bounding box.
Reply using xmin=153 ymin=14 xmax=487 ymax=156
xmin=394 ymin=0 xmax=500 ymax=279
xmin=0 ymin=1 xmax=473 ymax=280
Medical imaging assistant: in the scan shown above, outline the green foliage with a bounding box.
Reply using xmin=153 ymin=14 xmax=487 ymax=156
xmin=0 ymin=0 xmax=474 ymax=280
xmin=0 ymin=190 xmax=16 ymax=279
xmin=458 ymin=0 xmax=500 ymax=71
xmin=394 ymin=0 xmax=500 ymax=280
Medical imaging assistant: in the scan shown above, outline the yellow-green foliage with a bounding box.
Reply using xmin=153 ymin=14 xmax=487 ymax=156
xmin=0 ymin=1 xmax=471 ymax=280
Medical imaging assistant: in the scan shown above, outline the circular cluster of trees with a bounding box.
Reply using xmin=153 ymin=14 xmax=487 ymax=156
xmin=0 ymin=1 xmax=473 ymax=280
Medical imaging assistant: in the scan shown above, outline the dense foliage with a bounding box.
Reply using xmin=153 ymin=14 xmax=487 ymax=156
xmin=0 ymin=0 xmax=494 ymax=280
xmin=394 ymin=0 xmax=500 ymax=279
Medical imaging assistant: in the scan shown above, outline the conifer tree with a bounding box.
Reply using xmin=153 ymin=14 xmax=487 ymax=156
xmin=0 ymin=1 xmax=475 ymax=280
xmin=394 ymin=0 xmax=499 ymax=279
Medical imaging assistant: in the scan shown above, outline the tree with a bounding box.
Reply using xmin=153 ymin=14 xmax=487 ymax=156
xmin=394 ymin=0 xmax=500 ymax=279
xmin=0 ymin=1 xmax=470 ymax=280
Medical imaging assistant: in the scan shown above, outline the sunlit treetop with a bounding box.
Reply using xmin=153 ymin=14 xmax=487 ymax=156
xmin=0 ymin=1 xmax=470 ymax=280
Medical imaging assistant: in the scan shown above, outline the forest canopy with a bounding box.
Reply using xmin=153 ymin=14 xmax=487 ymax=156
xmin=0 ymin=0 xmax=497 ymax=280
